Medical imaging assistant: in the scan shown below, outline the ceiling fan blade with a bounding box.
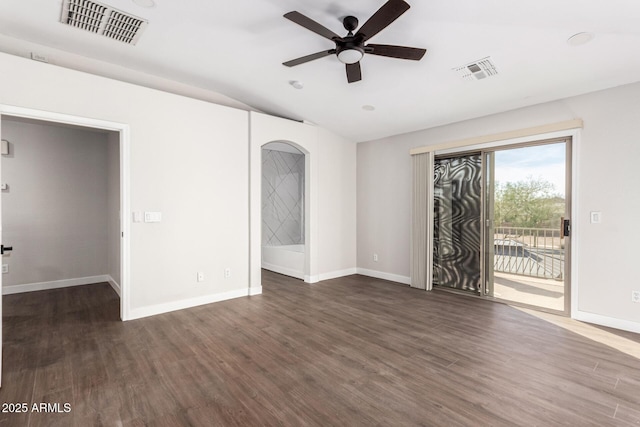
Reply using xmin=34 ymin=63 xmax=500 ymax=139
xmin=355 ymin=0 xmax=410 ymax=41
xmin=284 ymin=11 xmax=341 ymax=41
xmin=346 ymin=62 xmax=362 ymax=83
xmin=366 ymin=44 xmax=426 ymax=60
xmin=283 ymin=50 xmax=336 ymax=67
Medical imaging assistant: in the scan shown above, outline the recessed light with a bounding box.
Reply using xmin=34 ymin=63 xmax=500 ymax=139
xmin=567 ymin=32 xmax=594 ymax=47
xmin=362 ymin=105 xmax=375 ymax=111
xmin=132 ymin=0 xmax=156 ymax=8
xmin=289 ymin=80 xmax=304 ymax=89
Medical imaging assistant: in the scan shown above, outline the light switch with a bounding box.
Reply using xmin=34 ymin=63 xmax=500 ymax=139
xmin=144 ymin=211 xmax=162 ymax=223
xmin=132 ymin=211 xmax=142 ymax=223
xmin=590 ymin=211 xmax=602 ymax=224
xmin=0 ymin=183 xmax=7 ymax=190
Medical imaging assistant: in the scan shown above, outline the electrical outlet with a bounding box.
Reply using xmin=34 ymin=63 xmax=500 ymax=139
xmin=197 ymin=272 xmax=204 ymax=282
xmin=2 ymin=264 xmax=8 ymax=274
xmin=632 ymin=290 xmax=640 ymax=303
xmin=373 ymin=253 xmax=379 ymax=262
xmin=224 ymin=268 xmax=231 ymax=278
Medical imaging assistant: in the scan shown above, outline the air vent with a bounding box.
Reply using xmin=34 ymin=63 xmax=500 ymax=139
xmin=61 ymin=0 xmax=147 ymax=45
xmin=454 ymin=57 xmax=499 ymax=80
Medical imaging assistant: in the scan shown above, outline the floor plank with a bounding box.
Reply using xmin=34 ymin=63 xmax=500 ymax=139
xmin=1 ymin=272 xmax=640 ymax=426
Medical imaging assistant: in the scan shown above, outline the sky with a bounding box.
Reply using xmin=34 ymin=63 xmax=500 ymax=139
xmin=493 ymin=142 xmax=566 ymax=197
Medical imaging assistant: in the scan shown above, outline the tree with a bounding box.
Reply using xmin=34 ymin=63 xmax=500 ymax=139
xmin=494 ymin=177 xmax=564 ymax=229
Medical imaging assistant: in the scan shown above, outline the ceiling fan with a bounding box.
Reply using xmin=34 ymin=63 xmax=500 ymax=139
xmin=282 ymin=0 xmax=426 ymax=83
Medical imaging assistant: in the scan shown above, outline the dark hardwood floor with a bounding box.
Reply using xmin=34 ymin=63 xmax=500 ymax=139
xmin=1 ymin=270 xmax=640 ymax=426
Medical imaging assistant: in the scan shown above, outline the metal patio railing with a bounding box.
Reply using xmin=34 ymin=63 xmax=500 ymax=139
xmin=493 ymin=226 xmax=564 ymax=280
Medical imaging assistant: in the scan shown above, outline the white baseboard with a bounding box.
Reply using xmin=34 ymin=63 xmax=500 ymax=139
xmin=356 ymin=268 xmax=411 ymax=285
xmin=2 ymin=275 xmax=111 ymax=295
xmin=249 ymin=286 xmax=263 ymax=296
xmin=319 ymin=268 xmax=357 ymax=281
xmin=106 ymin=275 xmax=121 ymax=297
xmin=573 ymin=310 xmax=640 ymax=334
xmin=127 ymin=287 xmax=261 ymax=321
xmin=305 ymin=275 xmax=319 ymax=283
xmin=262 ymin=262 xmax=304 ymax=280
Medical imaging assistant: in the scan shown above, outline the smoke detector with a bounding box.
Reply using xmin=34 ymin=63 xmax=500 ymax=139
xmin=61 ymin=0 xmax=147 ymax=45
xmin=454 ymin=57 xmax=499 ymax=80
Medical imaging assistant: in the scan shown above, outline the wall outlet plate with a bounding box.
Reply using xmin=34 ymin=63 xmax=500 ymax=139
xmin=632 ymin=290 xmax=640 ymax=303
xmin=224 ymin=268 xmax=231 ymax=278
xmin=2 ymin=264 xmax=8 ymax=274
xmin=197 ymin=272 xmax=204 ymax=282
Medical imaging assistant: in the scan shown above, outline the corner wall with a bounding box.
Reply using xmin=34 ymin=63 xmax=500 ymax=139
xmin=0 ymin=52 xmax=249 ymax=319
xmin=357 ymin=81 xmax=640 ymax=331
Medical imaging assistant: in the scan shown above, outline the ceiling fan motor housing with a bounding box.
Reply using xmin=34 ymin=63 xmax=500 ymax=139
xmin=336 ymin=36 xmax=365 ymax=64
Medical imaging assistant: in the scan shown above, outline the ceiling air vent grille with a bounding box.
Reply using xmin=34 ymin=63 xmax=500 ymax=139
xmin=61 ymin=0 xmax=147 ymax=45
xmin=454 ymin=57 xmax=499 ymax=80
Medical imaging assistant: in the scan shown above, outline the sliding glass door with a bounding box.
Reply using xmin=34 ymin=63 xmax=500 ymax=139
xmin=433 ymin=139 xmax=572 ymax=314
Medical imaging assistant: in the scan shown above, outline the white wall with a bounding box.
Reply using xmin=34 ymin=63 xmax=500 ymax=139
xmin=1 ymin=118 xmax=109 ymax=289
xmin=250 ymin=113 xmax=357 ymax=286
xmin=317 ymin=127 xmax=357 ymax=279
xmin=357 ymin=81 xmax=640 ymax=330
xmin=0 ymin=52 xmax=249 ymax=319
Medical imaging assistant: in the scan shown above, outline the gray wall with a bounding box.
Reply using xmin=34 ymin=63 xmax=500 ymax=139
xmin=357 ymin=81 xmax=640 ymax=326
xmin=107 ymin=130 xmax=120 ymax=288
xmin=262 ymin=148 xmax=305 ymax=246
xmin=1 ymin=118 xmax=110 ymax=287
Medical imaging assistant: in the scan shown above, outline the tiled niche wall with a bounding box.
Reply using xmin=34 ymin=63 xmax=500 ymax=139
xmin=262 ymin=149 xmax=305 ymax=246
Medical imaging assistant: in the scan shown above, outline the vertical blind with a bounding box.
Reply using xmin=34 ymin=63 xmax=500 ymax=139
xmin=410 ymin=152 xmax=433 ymax=290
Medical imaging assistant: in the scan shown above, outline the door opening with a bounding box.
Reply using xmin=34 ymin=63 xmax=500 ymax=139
xmin=1 ymin=116 xmax=121 ymax=302
xmin=260 ymin=141 xmax=309 ymax=281
xmin=433 ymin=138 xmax=572 ymax=314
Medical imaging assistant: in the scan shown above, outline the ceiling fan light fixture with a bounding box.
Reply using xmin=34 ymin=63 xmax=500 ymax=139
xmin=337 ymin=47 xmax=364 ymax=64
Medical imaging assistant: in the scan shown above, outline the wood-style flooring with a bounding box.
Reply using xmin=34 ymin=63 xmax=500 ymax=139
xmin=2 ymin=270 xmax=640 ymax=426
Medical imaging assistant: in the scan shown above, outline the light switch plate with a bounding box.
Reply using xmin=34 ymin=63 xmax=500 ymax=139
xmin=590 ymin=211 xmax=602 ymax=224
xmin=144 ymin=211 xmax=162 ymax=223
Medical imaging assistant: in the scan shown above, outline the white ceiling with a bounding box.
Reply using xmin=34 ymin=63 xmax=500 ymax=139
xmin=1 ymin=0 xmax=640 ymax=142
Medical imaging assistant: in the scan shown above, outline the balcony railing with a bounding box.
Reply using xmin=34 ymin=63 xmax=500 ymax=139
xmin=493 ymin=226 xmax=564 ymax=280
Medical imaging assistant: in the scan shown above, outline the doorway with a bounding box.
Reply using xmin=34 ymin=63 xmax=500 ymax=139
xmin=433 ymin=138 xmax=572 ymax=314
xmin=260 ymin=141 xmax=309 ymax=281
xmin=0 ymin=106 xmax=130 ymax=387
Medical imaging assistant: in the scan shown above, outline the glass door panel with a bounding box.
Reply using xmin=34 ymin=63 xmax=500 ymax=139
xmin=433 ymin=153 xmax=482 ymax=293
xmin=484 ymin=141 xmax=570 ymax=313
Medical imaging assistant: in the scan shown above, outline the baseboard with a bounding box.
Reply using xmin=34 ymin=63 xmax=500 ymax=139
xmin=573 ymin=310 xmax=640 ymax=334
xmin=304 ymin=275 xmax=319 ymax=284
xmin=127 ymin=287 xmax=260 ymax=321
xmin=318 ymin=268 xmax=358 ymax=281
xmin=262 ymin=262 xmax=304 ymax=280
xmin=2 ymin=275 xmax=111 ymax=295
xmin=356 ymin=268 xmax=411 ymax=285
xmin=249 ymin=286 xmax=263 ymax=296
xmin=107 ymin=275 xmax=121 ymax=297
